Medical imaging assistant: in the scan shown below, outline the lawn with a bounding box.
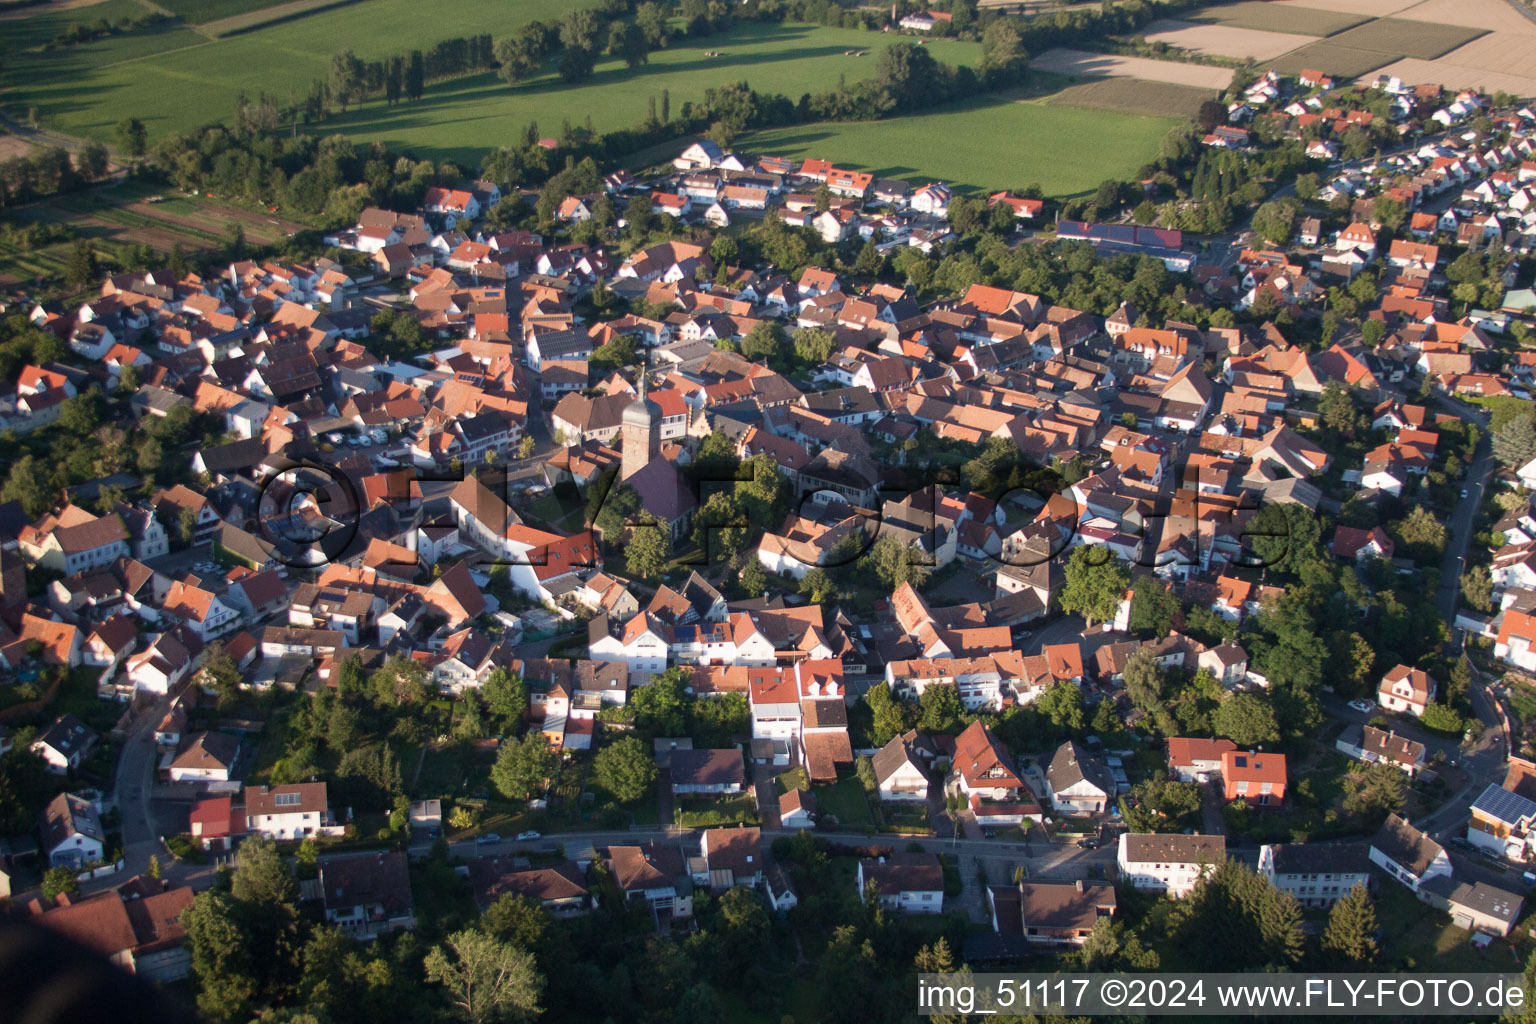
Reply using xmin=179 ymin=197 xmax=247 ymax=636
xmin=2 ymin=16 xmax=980 ymax=162
xmin=677 ymin=792 xmax=758 ymax=827
xmin=740 ymin=87 xmax=1183 ymax=197
xmin=1373 ymin=881 xmax=1525 ymax=972
xmin=812 ymin=774 xmax=875 ymax=830
xmin=1187 ymin=2 xmax=1370 ymax=37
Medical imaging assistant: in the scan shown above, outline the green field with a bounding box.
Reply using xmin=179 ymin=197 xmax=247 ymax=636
xmin=1266 ymin=40 xmax=1397 ymax=78
xmin=1324 ymin=16 xmax=1487 ymax=60
xmin=1187 ymin=2 xmax=1369 ymax=37
xmin=1047 ymin=76 xmax=1218 ymax=119
xmin=741 ymin=88 xmax=1182 ymax=196
xmin=2 ymin=12 xmax=981 ymax=160
xmin=153 ymin=0 xmax=286 ymax=23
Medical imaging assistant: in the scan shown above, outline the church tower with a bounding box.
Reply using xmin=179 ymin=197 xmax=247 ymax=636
xmin=620 ymin=371 xmax=661 ymax=480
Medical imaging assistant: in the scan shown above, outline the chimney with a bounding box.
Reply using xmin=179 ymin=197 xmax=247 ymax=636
xmin=1076 ymin=879 xmax=1085 ymax=892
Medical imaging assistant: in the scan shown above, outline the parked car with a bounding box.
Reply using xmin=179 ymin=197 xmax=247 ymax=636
xmin=370 ymin=429 xmax=388 ymax=444
xmin=1077 ymin=838 xmax=1101 ymax=849
xmin=516 ymin=830 xmax=541 ymax=841
xmin=1461 ymin=488 xmax=1469 ymax=498
xmin=1347 ymin=699 xmax=1375 ymax=713
xmin=476 ymin=833 xmax=500 ymax=844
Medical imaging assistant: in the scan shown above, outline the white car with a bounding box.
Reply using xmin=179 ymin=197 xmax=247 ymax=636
xmin=515 ymin=830 xmax=541 ymax=842
xmin=1347 ymin=699 xmax=1375 ymax=714
xmin=371 ymin=430 xmax=388 ymax=444
xmin=325 ymin=432 xmax=345 ymax=445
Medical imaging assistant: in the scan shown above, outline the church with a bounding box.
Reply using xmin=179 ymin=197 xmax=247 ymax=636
xmin=619 ymin=374 xmax=697 ymax=541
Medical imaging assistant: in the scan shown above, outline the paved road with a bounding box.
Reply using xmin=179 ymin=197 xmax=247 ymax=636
xmin=1434 ymin=398 xmax=1495 ymax=624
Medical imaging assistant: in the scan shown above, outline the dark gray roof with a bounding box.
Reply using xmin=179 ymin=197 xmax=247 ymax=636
xmin=1370 ymin=813 xmax=1444 ymax=876
xmin=1447 ymin=880 xmax=1524 ymax=923
xmin=669 ymin=748 xmax=744 ymax=789
xmin=1267 ymin=841 xmax=1372 ymax=877
xmin=1047 ymin=741 xmax=1111 ymax=795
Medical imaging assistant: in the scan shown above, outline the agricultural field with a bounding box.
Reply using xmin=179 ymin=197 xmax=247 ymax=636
xmin=153 ymin=0 xmax=288 ymax=23
xmin=1186 ymin=1 xmax=1370 ymax=36
xmin=0 ymin=15 xmax=981 ymax=163
xmin=1140 ymin=18 xmax=1319 ymax=60
xmin=0 ymin=178 xmax=309 ymax=286
xmin=1272 ymin=0 xmax=1416 ymax=15
xmin=1325 ymin=16 xmax=1487 ymax=59
xmin=1046 ymin=76 xmax=1219 ymax=120
xmin=740 ymin=87 xmax=1184 ymax=196
xmin=1369 ymin=0 xmax=1536 ymax=95
xmin=1395 ymin=0 xmax=1536 ymax=33
xmin=1028 ymin=48 xmax=1235 ymax=89
xmin=195 ymin=0 xmax=363 ymax=38
xmin=1266 ymin=40 xmax=1398 ymax=78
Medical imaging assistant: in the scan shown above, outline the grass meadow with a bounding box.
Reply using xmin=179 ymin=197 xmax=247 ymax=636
xmin=741 ymin=88 xmax=1183 ymax=196
xmin=2 ymin=13 xmax=980 ymax=160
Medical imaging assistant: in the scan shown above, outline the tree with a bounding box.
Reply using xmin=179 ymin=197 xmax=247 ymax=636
xmin=793 ymin=327 xmax=835 ymax=366
xmin=423 ymin=929 xmax=543 ymax=1024
xmin=867 ymin=534 xmax=931 ymax=590
xmin=231 ymin=836 xmax=299 ymax=906
xmin=1058 ymin=547 xmax=1130 ymax=626
xmin=65 ymin=239 xmax=98 ymax=289
xmin=1494 ymin=414 xmax=1536 ymax=468
xmin=42 ymin=865 xmax=80 ymax=901
xmin=1122 ymin=647 xmax=1163 ymax=717
xmin=450 ymin=805 xmax=479 ymax=831
xmin=369 ymin=654 xmax=428 ymax=705
xmin=1462 ymin=564 xmax=1495 ymax=614
xmin=629 ymin=668 xmax=687 ymax=737
xmin=1320 ymin=883 xmax=1379 ymax=968
xmin=2 ymin=454 xmax=53 ymax=518
xmin=1037 ymin=680 xmax=1085 ymax=733
xmin=492 ymin=734 xmax=558 ymax=801
xmin=405 ymin=50 xmax=425 ymax=101
xmin=494 ymin=37 xmax=538 ymax=85
xmin=1341 ymin=760 xmax=1406 ymax=822
xmin=115 ymin=117 xmax=148 ymax=158
xmin=624 ymin=515 xmax=670 ymax=580
xmin=1393 ymin=505 xmax=1447 ymax=562
xmin=865 ymin=684 xmax=912 ymax=747
xmin=147 ymin=854 xmax=162 ymax=879
xmin=199 ymin=641 xmax=242 ymax=708
xmin=1251 ymin=200 xmax=1296 ymax=245
xmin=612 ymin=21 xmax=649 ymax=69
xmin=1171 ymin=859 xmax=1304 ymax=971
xmin=592 ymin=735 xmax=657 ymax=803
xmin=674 ymin=982 xmax=724 ymax=1024
xmin=181 ymin=890 xmax=259 ymax=1022
xmin=1317 ymin=381 xmax=1360 ymax=439
xmin=1128 ymin=582 xmax=1180 ymax=636
xmin=482 ymin=668 xmax=528 ymax=729
xmin=77 ymin=141 xmax=109 ymax=182
xmin=482 ymin=893 xmax=547 ymax=952
xmin=918 ymin=683 xmax=963 ymax=734
xmin=1212 ymin=692 xmax=1280 ymax=746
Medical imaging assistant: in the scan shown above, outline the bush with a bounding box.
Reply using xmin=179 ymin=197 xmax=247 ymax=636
xmin=163 ymin=834 xmax=205 ymax=863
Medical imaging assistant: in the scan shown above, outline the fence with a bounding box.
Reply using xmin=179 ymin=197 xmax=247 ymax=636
xmin=75 ymin=858 xmax=125 ymax=883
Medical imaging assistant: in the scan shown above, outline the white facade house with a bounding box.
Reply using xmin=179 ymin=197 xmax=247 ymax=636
xmin=244 ymin=783 xmax=332 ymax=840
xmin=1369 ymin=813 xmax=1452 ymax=894
xmin=857 ymin=854 xmax=944 ymax=914
xmin=1258 ymin=841 xmax=1373 ymax=908
xmin=1116 ymin=833 xmax=1225 ymax=897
